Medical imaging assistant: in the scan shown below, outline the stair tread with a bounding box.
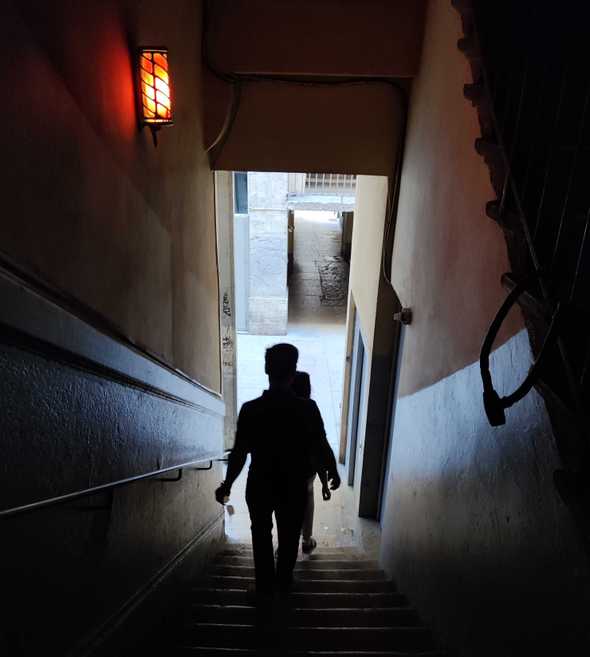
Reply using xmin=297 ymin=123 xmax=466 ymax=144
xmin=475 ymin=137 xmax=504 ymax=157
xmin=218 ymin=557 xmax=380 ymax=567
xmin=191 ymin=589 xmax=408 ymax=609
xmin=174 ymin=646 xmax=443 ymax=657
xmin=213 ymin=566 xmax=386 ymax=580
xmin=181 ymin=627 xmax=434 ymax=653
xmin=485 ymin=200 xmax=518 ymax=231
xmin=209 ymin=575 xmax=390 ymax=582
xmin=192 ymin=623 xmax=427 ymax=632
xmin=193 ymin=604 xmax=415 ymax=611
xmin=191 ymin=605 xmax=418 ymax=623
xmin=192 ymin=588 xmax=401 ymax=596
xmin=207 ymin=576 xmax=394 ymax=593
xmin=219 ymin=553 xmax=368 ymax=559
xmin=457 ymin=35 xmax=480 ymax=58
xmin=220 ymin=547 xmax=366 ymax=556
xmin=183 ymin=623 xmax=435 ymax=650
xmin=214 ymin=561 xmax=381 ymax=572
xmin=169 ymin=545 xmax=438 ymax=653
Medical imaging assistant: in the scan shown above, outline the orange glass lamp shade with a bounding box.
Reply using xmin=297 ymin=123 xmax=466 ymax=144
xmin=138 ymin=47 xmax=173 ymax=133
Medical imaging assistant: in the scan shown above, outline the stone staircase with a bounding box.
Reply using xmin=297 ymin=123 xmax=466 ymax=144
xmin=171 ymin=544 xmax=441 ymax=656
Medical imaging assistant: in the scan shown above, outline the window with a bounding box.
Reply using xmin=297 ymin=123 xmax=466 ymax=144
xmin=304 ymin=173 xmax=356 ymax=194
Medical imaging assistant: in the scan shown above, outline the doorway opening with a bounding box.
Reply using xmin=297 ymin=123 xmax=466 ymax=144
xmin=223 ymin=171 xmax=382 ymax=556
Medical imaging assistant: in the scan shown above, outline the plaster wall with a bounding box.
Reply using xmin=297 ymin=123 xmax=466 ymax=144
xmin=4 ymin=456 xmax=224 ymax=655
xmin=207 ymin=79 xmax=404 ymax=176
xmin=379 ymin=1 xmax=589 ymax=654
xmin=203 ymin=0 xmax=423 ymax=173
xmin=340 ymin=175 xmax=387 ymax=467
xmin=215 ymin=172 xmax=238 ymax=449
xmin=348 ymin=176 xmax=389 ymax=356
xmin=0 ymin=2 xmax=226 ymax=654
xmin=247 ymin=172 xmax=289 ymax=335
xmin=381 ymin=331 xmax=588 ymax=655
xmin=389 ymin=0 xmax=520 ymax=397
xmin=205 ymin=0 xmax=426 ymax=78
xmin=341 ymin=175 xmax=395 ymax=518
xmin=2 ymin=0 xmax=220 ymax=390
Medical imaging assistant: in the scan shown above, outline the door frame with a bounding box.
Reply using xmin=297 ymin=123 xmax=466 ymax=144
xmin=347 ymin=312 xmax=366 ymax=487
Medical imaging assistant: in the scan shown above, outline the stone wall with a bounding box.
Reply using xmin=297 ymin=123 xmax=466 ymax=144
xmin=246 ymin=172 xmax=289 ymax=335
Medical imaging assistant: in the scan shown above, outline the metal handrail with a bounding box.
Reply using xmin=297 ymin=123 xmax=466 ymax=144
xmin=0 ymin=453 xmax=228 ymax=518
xmin=461 ymin=2 xmax=587 ymax=428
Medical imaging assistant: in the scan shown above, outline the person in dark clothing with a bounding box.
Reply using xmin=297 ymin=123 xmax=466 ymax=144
xmin=292 ymin=371 xmax=340 ymax=555
xmin=215 ymin=344 xmax=339 ymax=597
xmin=292 ymin=372 xmax=340 ymax=554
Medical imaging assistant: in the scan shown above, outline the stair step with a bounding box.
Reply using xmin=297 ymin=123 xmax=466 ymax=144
xmin=457 ymin=35 xmax=480 ymax=59
xmin=485 ymin=200 xmax=518 ymax=232
xmin=451 ymin=0 xmax=473 ymax=14
xmin=474 ymin=140 xmax=507 ymax=196
xmin=220 ymin=544 xmax=364 ymax=552
xmin=183 ymin=624 xmax=436 ymax=651
xmin=475 ymin=138 xmax=504 ymax=159
xmin=192 ymin=604 xmax=420 ymax=627
xmin=174 ymin=649 xmax=443 ymax=657
xmin=463 ymin=80 xmax=484 ymax=104
xmin=191 ymin=589 xmax=408 ymax=609
xmin=207 ymin=576 xmax=394 ymax=593
xmin=213 ymin=566 xmax=386 ymax=580
xmin=218 ymin=556 xmax=380 ymax=570
xmin=219 ymin=547 xmax=365 ymax=559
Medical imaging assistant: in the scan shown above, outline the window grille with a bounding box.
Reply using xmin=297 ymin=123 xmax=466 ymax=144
xmin=304 ymin=173 xmax=356 ymax=194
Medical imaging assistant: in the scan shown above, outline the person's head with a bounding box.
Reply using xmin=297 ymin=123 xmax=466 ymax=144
xmin=292 ymin=371 xmax=311 ymax=399
xmin=264 ymin=343 xmax=299 ymax=387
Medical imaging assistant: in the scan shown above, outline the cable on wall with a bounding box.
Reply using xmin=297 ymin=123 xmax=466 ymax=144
xmin=202 ymin=0 xmax=409 ymax=292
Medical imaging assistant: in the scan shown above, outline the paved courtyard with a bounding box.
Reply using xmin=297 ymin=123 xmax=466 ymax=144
xmin=225 ymin=211 xmax=380 ymax=554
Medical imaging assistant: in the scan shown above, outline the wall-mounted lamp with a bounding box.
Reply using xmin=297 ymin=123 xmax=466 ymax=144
xmin=138 ymin=47 xmax=173 ymax=147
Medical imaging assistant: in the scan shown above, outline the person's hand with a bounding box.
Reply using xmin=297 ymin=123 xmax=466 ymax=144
xmin=215 ymin=482 xmax=230 ymax=505
xmin=328 ymin=470 xmax=341 ymax=491
xmin=322 ymin=485 xmax=331 ymax=501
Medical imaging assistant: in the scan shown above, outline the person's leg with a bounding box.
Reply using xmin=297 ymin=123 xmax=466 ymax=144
xmin=275 ymin=484 xmax=307 ymax=592
xmin=246 ymin=478 xmax=275 ymax=595
xmin=301 ymin=475 xmax=315 ymax=543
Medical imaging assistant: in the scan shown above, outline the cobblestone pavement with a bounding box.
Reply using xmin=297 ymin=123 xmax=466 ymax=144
xmin=226 ymin=211 xmax=380 ymax=554
xmin=289 ymin=211 xmax=349 ymax=320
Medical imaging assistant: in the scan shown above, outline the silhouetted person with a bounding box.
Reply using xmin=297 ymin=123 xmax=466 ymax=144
xmin=292 ymin=371 xmax=340 ymax=554
xmin=215 ymin=344 xmax=322 ymax=598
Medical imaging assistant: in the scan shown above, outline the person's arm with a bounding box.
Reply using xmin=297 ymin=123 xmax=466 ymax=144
xmin=323 ymin=442 xmax=341 ymax=491
xmin=309 ymin=401 xmax=341 ymax=491
xmin=318 ymin=469 xmax=331 ymax=500
xmin=215 ymin=405 xmax=250 ymax=503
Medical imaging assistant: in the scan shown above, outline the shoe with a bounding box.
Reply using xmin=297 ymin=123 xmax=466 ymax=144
xmin=301 ymin=537 xmax=317 ymax=554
